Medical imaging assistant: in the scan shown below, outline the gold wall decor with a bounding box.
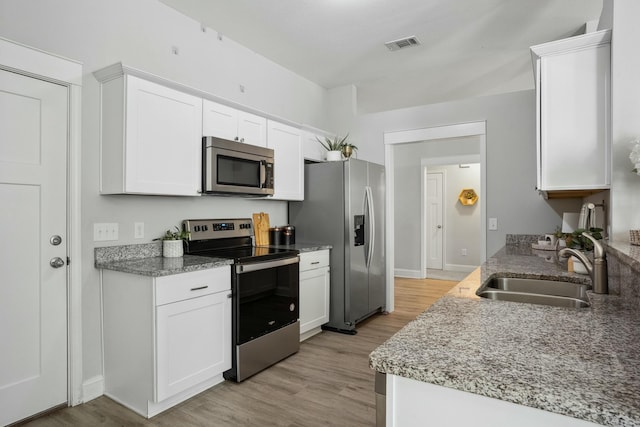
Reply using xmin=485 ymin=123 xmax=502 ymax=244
xmin=458 ymin=188 xmax=478 ymax=206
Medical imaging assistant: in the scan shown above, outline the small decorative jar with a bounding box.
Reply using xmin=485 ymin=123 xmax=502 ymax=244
xmin=630 ymin=230 xmax=640 ymax=246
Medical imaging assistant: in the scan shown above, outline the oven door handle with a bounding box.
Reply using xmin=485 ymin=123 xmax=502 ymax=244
xmin=235 ymin=256 xmax=299 ymax=274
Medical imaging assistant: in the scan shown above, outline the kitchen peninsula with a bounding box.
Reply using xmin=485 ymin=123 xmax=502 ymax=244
xmin=370 ymin=236 xmax=640 ymax=427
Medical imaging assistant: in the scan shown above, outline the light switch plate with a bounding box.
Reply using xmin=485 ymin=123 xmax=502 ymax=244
xmin=489 ymin=218 xmax=498 ymax=231
xmin=94 ymin=223 xmax=119 ymax=241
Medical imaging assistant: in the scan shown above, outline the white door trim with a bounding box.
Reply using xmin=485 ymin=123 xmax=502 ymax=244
xmin=384 ymin=121 xmax=486 ymax=313
xmin=1 ymin=36 xmax=83 ymax=406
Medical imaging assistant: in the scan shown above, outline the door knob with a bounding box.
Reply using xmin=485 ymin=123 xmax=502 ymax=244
xmin=437 ymin=225 xmax=442 ymax=229
xmin=50 ymin=257 xmax=65 ymax=268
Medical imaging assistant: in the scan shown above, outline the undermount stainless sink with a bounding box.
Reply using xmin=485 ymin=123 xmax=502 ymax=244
xmin=476 ymin=277 xmax=591 ymax=308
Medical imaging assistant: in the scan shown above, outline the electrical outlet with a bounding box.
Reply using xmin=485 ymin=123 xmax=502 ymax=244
xmin=461 ymin=248 xmax=467 ymax=256
xmin=489 ymin=218 xmax=498 ymax=231
xmin=134 ymin=222 xmax=144 ymax=239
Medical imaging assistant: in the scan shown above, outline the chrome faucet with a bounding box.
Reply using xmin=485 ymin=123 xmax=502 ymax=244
xmin=558 ymin=232 xmax=608 ymax=294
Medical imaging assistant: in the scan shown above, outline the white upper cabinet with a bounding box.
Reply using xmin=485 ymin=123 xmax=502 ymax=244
xmin=302 ymin=130 xmax=328 ymax=162
xmin=531 ymin=30 xmax=611 ymax=193
xmin=267 ymin=120 xmax=304 ymax=200
xmin=95 ymin=66 xmax=202 ymax=196
xmin=202 ymin=99 xmax=267 ymax=147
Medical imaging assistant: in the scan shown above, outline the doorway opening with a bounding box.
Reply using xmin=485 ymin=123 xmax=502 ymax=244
xmin=383 ymin=121 xmax=486 ymax=312
xmin=423 ymin=158 xmax=481 ymax=282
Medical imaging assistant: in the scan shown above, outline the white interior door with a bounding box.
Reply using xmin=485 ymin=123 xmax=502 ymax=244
xmin=0 ymin=69 xmax=68 ymax=425
xmin=426 ymin=172 xmax=444 ymax=270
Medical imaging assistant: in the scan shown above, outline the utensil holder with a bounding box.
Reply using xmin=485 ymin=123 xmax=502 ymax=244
xmin=630 ymin=230 xmax=640 ymax=246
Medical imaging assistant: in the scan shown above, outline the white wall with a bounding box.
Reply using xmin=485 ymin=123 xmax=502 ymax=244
xmin=352 ymin=90 xmax=583 ymax=256
xmin=0 ymin=0 xmax=328 ymax=391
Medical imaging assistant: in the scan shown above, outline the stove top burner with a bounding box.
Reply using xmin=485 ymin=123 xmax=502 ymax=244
xmin=193 ymin=245 xmax=298 ymax=264
xmin=182 ymin=218 xmax=298 ymax=264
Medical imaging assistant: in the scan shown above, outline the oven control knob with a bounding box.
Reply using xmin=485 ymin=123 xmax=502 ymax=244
xmin=289 ymin=303 xmax=295 ymax=312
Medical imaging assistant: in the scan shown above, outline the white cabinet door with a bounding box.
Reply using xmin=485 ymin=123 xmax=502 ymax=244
xmin=299 ymin=266 xmax=330 ymax=335
xmin=202 ymin=99 xmax=267 ymax=147
xmin=238 ymin=111 xmax=267 ymax=147
xmin=267 ymin=120 xmax=304 ymax=200
xmin=124 ymin=76 xmax=202 ymax=195
xmin=299 ymin=250 xmax=330 ymax=339
xmin=97 ymin=72 xmax=202 ymax=196
xmin=532 ymin=30 xmax=611 ymax=192
xmin=302 ymin=130 xmax=326 ymax=162
xmin=155 ymin=291 xmax=231 ymax=402
xmin=202 ymin=99 xmax=238 ymax=141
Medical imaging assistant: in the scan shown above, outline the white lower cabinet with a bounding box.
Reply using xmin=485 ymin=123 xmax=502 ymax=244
xmin=102 ymin=266 xmax=231 ymax=418
xmin=299 ymin=250 xmax=330 ymax=341
xmin=386 ymin=374 xmax=600 ymax=427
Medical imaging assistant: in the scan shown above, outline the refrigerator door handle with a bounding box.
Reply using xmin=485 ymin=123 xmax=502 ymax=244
xmin=365 ymin=186 xmax=375 ymax=268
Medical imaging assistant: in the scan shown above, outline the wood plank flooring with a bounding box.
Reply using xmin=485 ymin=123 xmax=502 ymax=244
xmin=23 ymin=278 xmax=457 ymax=427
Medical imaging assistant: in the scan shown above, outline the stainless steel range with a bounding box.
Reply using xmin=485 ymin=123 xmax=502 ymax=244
xmin=182 ymin=218 xmax=300 ymax=382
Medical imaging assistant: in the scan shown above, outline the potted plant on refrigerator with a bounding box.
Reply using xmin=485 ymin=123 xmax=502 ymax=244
xmin=341 ymin=143 xmax=358 ymax=159
xmin=317 ymin=134 xmax=349 ymax=161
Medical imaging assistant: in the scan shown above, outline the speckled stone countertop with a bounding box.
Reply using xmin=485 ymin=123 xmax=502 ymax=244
xmin=95 ymin=243 xmax=232 ymax=277
xmin=267 ymin=242 xmax=332 ymax=253
xmin=95 ymin=242 xmax=330 ymax=276
xmin=370 ymin=241 xmax=640 ymax=426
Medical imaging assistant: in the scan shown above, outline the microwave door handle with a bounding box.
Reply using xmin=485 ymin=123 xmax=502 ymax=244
xmin=260 ymin=160 xmax=267 ymax=188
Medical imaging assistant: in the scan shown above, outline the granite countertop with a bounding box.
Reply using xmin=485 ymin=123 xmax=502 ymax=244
xmin=370 ymin=242 xmax=640 ymax=426
xmin=95 ymin=242 xmax=331 ymax=277
xmin=267 ymin=242 xmax=332 ymax=253
xmin=95 ymin=242 xmax=232 ymax=277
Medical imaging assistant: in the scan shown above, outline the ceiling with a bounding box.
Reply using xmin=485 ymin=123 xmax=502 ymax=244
xmin=159 ymin=0 xmax=603 ymax=113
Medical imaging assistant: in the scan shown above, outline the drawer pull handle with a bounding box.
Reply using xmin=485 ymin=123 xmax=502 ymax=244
xmin=190 ymin=285 xmax=209 ymax=291
xmin=310 ymin=261 xmax=320 ymax=265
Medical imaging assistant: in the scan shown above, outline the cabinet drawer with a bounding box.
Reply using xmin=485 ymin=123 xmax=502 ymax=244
xmin=299 ymin=250 xmax=329 ymax=271
xmin=155 ymin=266 xmax=231 ymax=306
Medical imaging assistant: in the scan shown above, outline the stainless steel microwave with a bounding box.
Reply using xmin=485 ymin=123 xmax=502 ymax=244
xmin=202 ymin=137 xmax=274 ymax=196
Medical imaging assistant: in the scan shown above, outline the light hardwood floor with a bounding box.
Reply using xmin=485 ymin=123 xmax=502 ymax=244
xmin=23 ymin=278 xmax=457 ymax=427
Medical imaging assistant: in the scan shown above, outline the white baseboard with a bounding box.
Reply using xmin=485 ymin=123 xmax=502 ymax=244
xmin=444 ymin=263 xmax=477 ymax=273
xmin=394 ymin=268 xmax=424 ymax=279
xmin=82 ymin=375 xmax=104 ymax=403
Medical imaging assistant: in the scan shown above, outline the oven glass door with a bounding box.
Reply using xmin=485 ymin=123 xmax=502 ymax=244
xmin=234 ymin=257 xmax=299 ymax=345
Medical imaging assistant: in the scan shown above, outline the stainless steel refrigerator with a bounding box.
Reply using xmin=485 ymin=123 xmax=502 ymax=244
xmin=289 ymin=158 xmax=385 ymax=333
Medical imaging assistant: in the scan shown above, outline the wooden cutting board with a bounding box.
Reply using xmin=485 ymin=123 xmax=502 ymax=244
xmin=252 ymin=212 xmax=270 ymax=246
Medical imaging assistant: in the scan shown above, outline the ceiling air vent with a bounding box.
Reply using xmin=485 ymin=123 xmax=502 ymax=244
xmin=385 ymin=36 xmax=421 ymax=51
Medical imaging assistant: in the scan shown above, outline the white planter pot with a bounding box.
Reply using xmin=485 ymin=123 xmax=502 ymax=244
xmin=326 ymin=150 xmax=342 ymax=161
xmin=571 ymin=256 xmax=588 ymax=275
xmin=163 ymin=240 xmax=183 ymax=258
